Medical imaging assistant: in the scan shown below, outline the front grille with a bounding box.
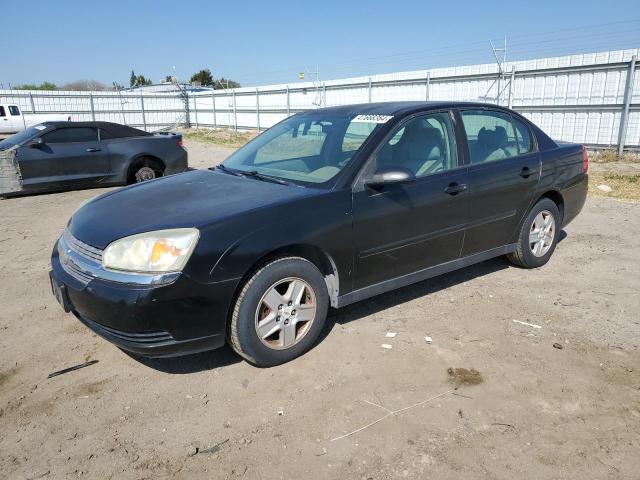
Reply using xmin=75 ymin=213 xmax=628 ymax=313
xmin=57 ymin=231 xmax=103 ymax=285
xmin=62 ymin=257 xmax=94 ymax=284
xmin=63 ymin=230 xmax=103 ymax=263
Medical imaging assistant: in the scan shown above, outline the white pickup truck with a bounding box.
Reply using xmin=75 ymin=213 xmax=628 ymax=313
xmin=0 ymin=104 xmax=71 ymax=134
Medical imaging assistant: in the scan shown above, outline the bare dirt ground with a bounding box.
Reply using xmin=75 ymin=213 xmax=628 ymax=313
xmin=1 ymin=140 xmax=639 ymax=480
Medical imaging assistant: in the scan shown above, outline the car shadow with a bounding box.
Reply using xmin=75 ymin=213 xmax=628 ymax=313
xmin=322 ymin=230 xmax=567 ymax=336
xmin=123 ymin=344 xmax=241 ymax=374
xmin=324 ymin=256 xmax=510 ymax=332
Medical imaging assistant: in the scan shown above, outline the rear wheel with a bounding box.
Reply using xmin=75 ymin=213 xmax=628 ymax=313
xmin=129 ymin=158 xmax=164 ymax=184
xmin=228 ymin=257 xmax=329 ymax=367
xmin=508 ymin=198 xmax=560 ymax=268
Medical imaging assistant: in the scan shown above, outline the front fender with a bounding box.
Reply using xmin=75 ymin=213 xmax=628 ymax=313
xmin=203 ymin=190 xmax=353 ymax=296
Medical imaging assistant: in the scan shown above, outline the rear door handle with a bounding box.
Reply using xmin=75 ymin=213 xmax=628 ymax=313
xmin=444 ymin=182 xmax=467 ymax=195
xmin=86 ymin=148 xmax=101 ymax=153
xmin=520 ymin=166 xmax=533 ymax=178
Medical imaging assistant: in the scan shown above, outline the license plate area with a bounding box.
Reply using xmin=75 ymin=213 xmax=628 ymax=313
xmin=50 ymin=273 xmax=71 ymax=312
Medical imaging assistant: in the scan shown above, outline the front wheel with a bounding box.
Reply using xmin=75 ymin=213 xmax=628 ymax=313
xmin=507 ymin=198 xmax=561 ymax=268
xmin=228 ymin=257 xmax=329 ymax=367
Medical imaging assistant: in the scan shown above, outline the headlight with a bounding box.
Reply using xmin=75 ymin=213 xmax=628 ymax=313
xmin=102 ymin=228 xmax=199 ymax=273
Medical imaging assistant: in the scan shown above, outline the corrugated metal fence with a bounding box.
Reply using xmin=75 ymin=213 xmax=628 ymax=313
xmin=1 ymin=48 xmax=638 ymax=150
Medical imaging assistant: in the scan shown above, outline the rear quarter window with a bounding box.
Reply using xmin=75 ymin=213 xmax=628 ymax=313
xmin=99 ymin=129 xmax=116 ymax=140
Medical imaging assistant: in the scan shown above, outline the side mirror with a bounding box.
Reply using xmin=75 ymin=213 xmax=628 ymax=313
xmin=365 ymin=166 xmax=415 ymax=189
xmin=30 ymin=138 xmax=44 ymax=148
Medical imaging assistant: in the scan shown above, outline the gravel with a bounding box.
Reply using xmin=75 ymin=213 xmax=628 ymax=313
xmin=0 ymin=141 xmax=638 ymax=479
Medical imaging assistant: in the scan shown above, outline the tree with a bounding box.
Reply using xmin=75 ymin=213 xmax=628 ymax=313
xmin=61 ymin=80 xmax=109 ymax=91
xmin=135 ymin=75 xmax=152 ymax=87
xmin=14 ymin=82 xmax=58 ymax=90
xmin=128 ymin=70 xmax=153 ymax=88
xmin=188 ymin=69 xmax=241 ymax=89
xmin=190 ymin=69 xmax=214 ymax=86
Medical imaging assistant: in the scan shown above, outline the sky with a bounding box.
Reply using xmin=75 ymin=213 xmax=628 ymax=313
xmin=2 ymin=0 xmax=639 ymax=88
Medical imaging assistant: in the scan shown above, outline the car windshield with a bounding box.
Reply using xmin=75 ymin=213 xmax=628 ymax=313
xmin=221 ymin=112 xmax=387 ymax=186
xmin=0 ymin=125 xmax=48 ymax=150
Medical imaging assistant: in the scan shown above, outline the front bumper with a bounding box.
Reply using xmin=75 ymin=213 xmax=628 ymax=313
xmin=50 ymin=235 xmax=235 ymax=357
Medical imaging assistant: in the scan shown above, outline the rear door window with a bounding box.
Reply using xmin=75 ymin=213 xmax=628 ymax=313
xmin=42 ymin=127 xmax=98 ymax=144
xmin=8 ymin=106 xmax=20 ymax=116
xmin=460 ymin=110 xmax=519 ymax=164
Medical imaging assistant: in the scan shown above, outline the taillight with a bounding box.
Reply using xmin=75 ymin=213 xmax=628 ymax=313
xmin=582 ymin=145 xmax=589 ymax=173
xmin=177 ymin=139 xmax=184 ymax=148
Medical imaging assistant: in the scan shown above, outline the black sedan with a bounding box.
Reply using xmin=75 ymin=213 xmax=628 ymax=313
xmin=0 ymin=121 xmax=187 ymax=196
xmin=49 ymin=102 xmax=588 ymax=366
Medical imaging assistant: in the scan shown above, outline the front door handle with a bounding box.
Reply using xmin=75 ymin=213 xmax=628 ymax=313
xmin=520 ymin=166 xmax=533 ymax=178
xmin=86 ymin=148 xmax=101 ymax=153
xmin=444 ymin=182 xmax=467 ymax=195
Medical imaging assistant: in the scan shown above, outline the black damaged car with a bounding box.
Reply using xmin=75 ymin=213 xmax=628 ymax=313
xmin=50 ymin=102 xmax=588 ymax=366
xmin=0 ymin=121 xmax=187 ymax=196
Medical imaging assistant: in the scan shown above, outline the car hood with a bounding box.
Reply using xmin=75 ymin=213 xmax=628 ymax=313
xmin=68 ymin=169 xmax=317 ymax=249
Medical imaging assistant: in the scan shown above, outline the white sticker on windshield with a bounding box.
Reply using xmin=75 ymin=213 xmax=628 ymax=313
xmin=34 ymin=125 xmax=47 ymax=130
xmin=352 ymin=114 xmax=393 ymax=124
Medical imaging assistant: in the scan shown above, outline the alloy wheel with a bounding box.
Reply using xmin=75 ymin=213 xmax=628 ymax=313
xmin=254 ymin=277 xmax=317 ymax=350
xmin=529 ymin=210 xmax=555 ymax=257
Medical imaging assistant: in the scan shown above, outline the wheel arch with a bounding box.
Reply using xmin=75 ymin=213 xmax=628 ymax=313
xmin=126 ymin=154 xmax=166 ymax=184
xmin=511 ymin=189 xmax=565 ymax=244
xmin=227 ymin=243 xmax=341 ymax=321
xmin=535 ymin=189 xmax=565 ymax=222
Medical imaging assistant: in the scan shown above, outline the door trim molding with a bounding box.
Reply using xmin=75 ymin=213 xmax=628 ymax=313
xmin=337 ymin=243 xmax=517 ymax=308
xmin=465 ymin=210 xmax=516 ymax=230
xmin=359 ymin=222 xmax=467 ymax=258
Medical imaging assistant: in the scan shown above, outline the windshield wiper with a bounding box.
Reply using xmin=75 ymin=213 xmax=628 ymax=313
xmin=213 ymin=164 xmax=243 ymax=176
xmin=214 ymin=164 xmax=292 ymax=185
xmin=240 ymin=170 xmax=293 ymax=186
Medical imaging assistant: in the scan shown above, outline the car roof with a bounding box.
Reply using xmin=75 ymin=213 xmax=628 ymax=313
xmin=300 ymin=101 xmax=511 ymax=117
xmin=40 ymin=121 xmax=129 ymax=129
xmin=38 ymin=121 xmax=149 ymax=137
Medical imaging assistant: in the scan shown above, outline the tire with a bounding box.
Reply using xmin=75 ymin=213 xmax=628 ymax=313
xmin=228 ymin=257 xmax=329 ymax=367
xmin=507 ymin=198 xmax=561 ymax=268
xmin=130 ymin=158 xmax=164 ymax=184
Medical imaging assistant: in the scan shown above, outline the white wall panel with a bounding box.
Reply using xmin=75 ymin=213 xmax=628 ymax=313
xmin=1 ymin=49 xmax=638 ymax=147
